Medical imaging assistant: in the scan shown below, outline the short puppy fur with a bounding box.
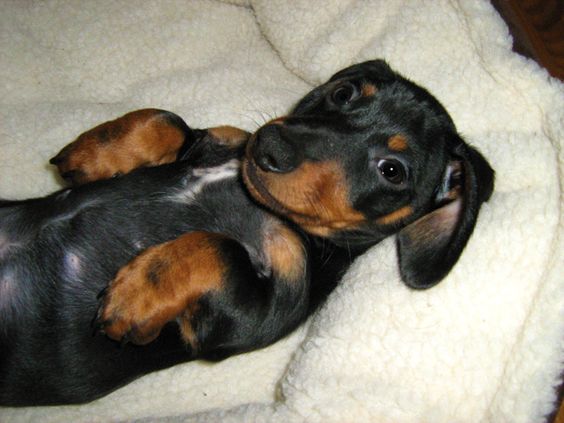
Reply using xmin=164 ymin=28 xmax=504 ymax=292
xmin=0 ymin=60 xmax=494 ymax=406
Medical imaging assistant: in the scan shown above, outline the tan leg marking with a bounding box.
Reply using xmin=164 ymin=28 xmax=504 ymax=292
xmin=51 ymin=109 xmax=186 ymax=185
xmin=207 ymin=126 xmax=250 ymax=148
xmin=262 ymin=218 xmax=306 ymax=282
xmin=98 ymin=232 xmax=226 ymax=345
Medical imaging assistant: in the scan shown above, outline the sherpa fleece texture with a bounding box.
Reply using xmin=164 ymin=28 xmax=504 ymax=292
xmin=1 ymin=1 xmax=562 ymax=422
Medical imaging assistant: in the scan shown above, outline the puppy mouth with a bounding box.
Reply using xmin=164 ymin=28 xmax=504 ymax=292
xmin=242 ymin=133 xmax=368 ymax=237
xmin=242 ymin=156 xmax=324 ymax=227
xmin=242 ymin=157 xmax=367 ymax=238
xmin=242 ymin=158 xmax=291 ymax=217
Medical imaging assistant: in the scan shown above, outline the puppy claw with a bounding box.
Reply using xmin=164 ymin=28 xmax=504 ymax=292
xmin=120 ymin=332 xmax=131 ymax=348
xmin=92 ymin=324 xmax=106 ymax=337
xmin=96 ymin=286 xmax=108 ymax=300
xmin=49 ymin=155 xmax=64 ymax=165
xmin=91 ymin=319 xmax=107 ymax=337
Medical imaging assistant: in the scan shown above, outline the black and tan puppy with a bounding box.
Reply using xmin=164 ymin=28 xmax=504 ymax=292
xmin=0 ymin=60 xmax=494 ymax=406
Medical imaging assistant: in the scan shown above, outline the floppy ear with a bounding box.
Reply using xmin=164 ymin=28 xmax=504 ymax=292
xmin=397 ymin=141 xmax=494 ymax=289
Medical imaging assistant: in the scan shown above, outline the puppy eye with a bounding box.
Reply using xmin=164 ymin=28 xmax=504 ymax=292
xmin=377 ymin=159 xmax=405 ymax=184
xmin=330 ymin=82 xmax=359 ymax=106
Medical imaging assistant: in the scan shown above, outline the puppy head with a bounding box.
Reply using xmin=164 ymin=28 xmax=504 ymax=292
xmin=243 ymin=60 xmax=494 ymax=289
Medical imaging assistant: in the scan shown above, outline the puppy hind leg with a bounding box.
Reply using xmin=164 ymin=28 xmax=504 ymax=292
xmin=50 ymin=109 xmax=196 ymax=185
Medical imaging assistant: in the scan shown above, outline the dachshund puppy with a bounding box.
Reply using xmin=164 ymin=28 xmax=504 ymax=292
xmin=0 ymin=60 xmax=494 ymax=406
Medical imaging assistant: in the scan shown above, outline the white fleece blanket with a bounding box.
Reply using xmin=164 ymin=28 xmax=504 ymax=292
xmin=1 ymin=1 xmax=563 ymax=422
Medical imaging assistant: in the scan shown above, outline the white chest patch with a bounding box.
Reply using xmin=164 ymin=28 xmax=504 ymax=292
xmin=171 ymin=159 xmax=240 ymax=203
xmin=63 ymin=251 xmax=82 ymax=280
xmin=0 ymin=233 xmax=22 ymax=260
xmin=0 ymin=267 xmax=19 ymax=327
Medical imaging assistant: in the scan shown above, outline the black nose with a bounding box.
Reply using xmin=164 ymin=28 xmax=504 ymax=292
xmin=253 ymin=125 xmax=299 ymax=173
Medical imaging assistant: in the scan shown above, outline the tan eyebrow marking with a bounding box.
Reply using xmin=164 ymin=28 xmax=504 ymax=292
xmin=362 ymin=83 xmax=377 ymax=97
xmin=388 ymin=135 xmax=409 ymax=152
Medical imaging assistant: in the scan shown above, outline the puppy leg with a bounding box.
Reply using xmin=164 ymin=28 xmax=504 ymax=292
xmin=94 ymin=231 xmax=227 ymax=345
xmin=50 ymin=109 xmax=192 ymax=185
xmin=95 ymin=224 xmax=308 ymax=353
xmin=50 ymin=109 xmax=250 ymax=185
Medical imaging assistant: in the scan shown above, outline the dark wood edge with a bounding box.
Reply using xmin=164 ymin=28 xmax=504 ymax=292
xmin=491 ymin=0 xmax=564 ymax=80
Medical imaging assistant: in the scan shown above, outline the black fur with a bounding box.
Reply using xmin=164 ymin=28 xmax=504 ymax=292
xmin=0 ymin=60 xmax=494 ymax=406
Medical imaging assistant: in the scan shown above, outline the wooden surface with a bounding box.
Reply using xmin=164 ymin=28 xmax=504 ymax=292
xmin=491 ymin=0 xmax=564 ymax=80
xmin=556 ymin=400 xmax=564 ymax=423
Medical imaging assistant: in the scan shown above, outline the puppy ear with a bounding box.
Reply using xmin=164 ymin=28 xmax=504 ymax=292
xmin=397 ymin=141 xmax=494 ymax=289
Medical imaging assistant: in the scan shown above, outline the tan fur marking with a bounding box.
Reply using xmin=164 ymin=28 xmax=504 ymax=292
xmin=98 ymin=232 xmax=226 ymax=345
xmin=263 ymin=219 xmax=306 ymax=283
xmin=207 ymin=126 xmax=250 ymax=148
xmin=177 ymin=305 xmax=200 ymax=351
xmin=268 ymin=116 xmax=287 ymax=125
xmin=362 ymin=83 xmax=377 ymax=97
xmin=376 ymin=205 xmax=414 ymax=225
xmin=51 ymin=109 xmax=186 ymax=184
xmin=244 ymin=160 xmax=366 ymax=237
xmin=388 ymin=135 xmax=408 ymax=152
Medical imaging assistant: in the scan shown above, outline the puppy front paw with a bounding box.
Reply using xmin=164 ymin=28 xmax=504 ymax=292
xmin=94 ymin=251 xmax=175 ymax=345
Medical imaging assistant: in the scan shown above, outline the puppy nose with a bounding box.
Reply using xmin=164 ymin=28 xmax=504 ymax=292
xmin=253 ymin=125 xmax=299 ymax=173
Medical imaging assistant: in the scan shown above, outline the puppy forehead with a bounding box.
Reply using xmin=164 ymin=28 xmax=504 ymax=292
xmin=291 ymin=64 xmax=452 ymax=159
xmin=293 ymin=63 xmax=395 ymax=113
xmin=328 ymin=59 xmax=394 ymax=82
